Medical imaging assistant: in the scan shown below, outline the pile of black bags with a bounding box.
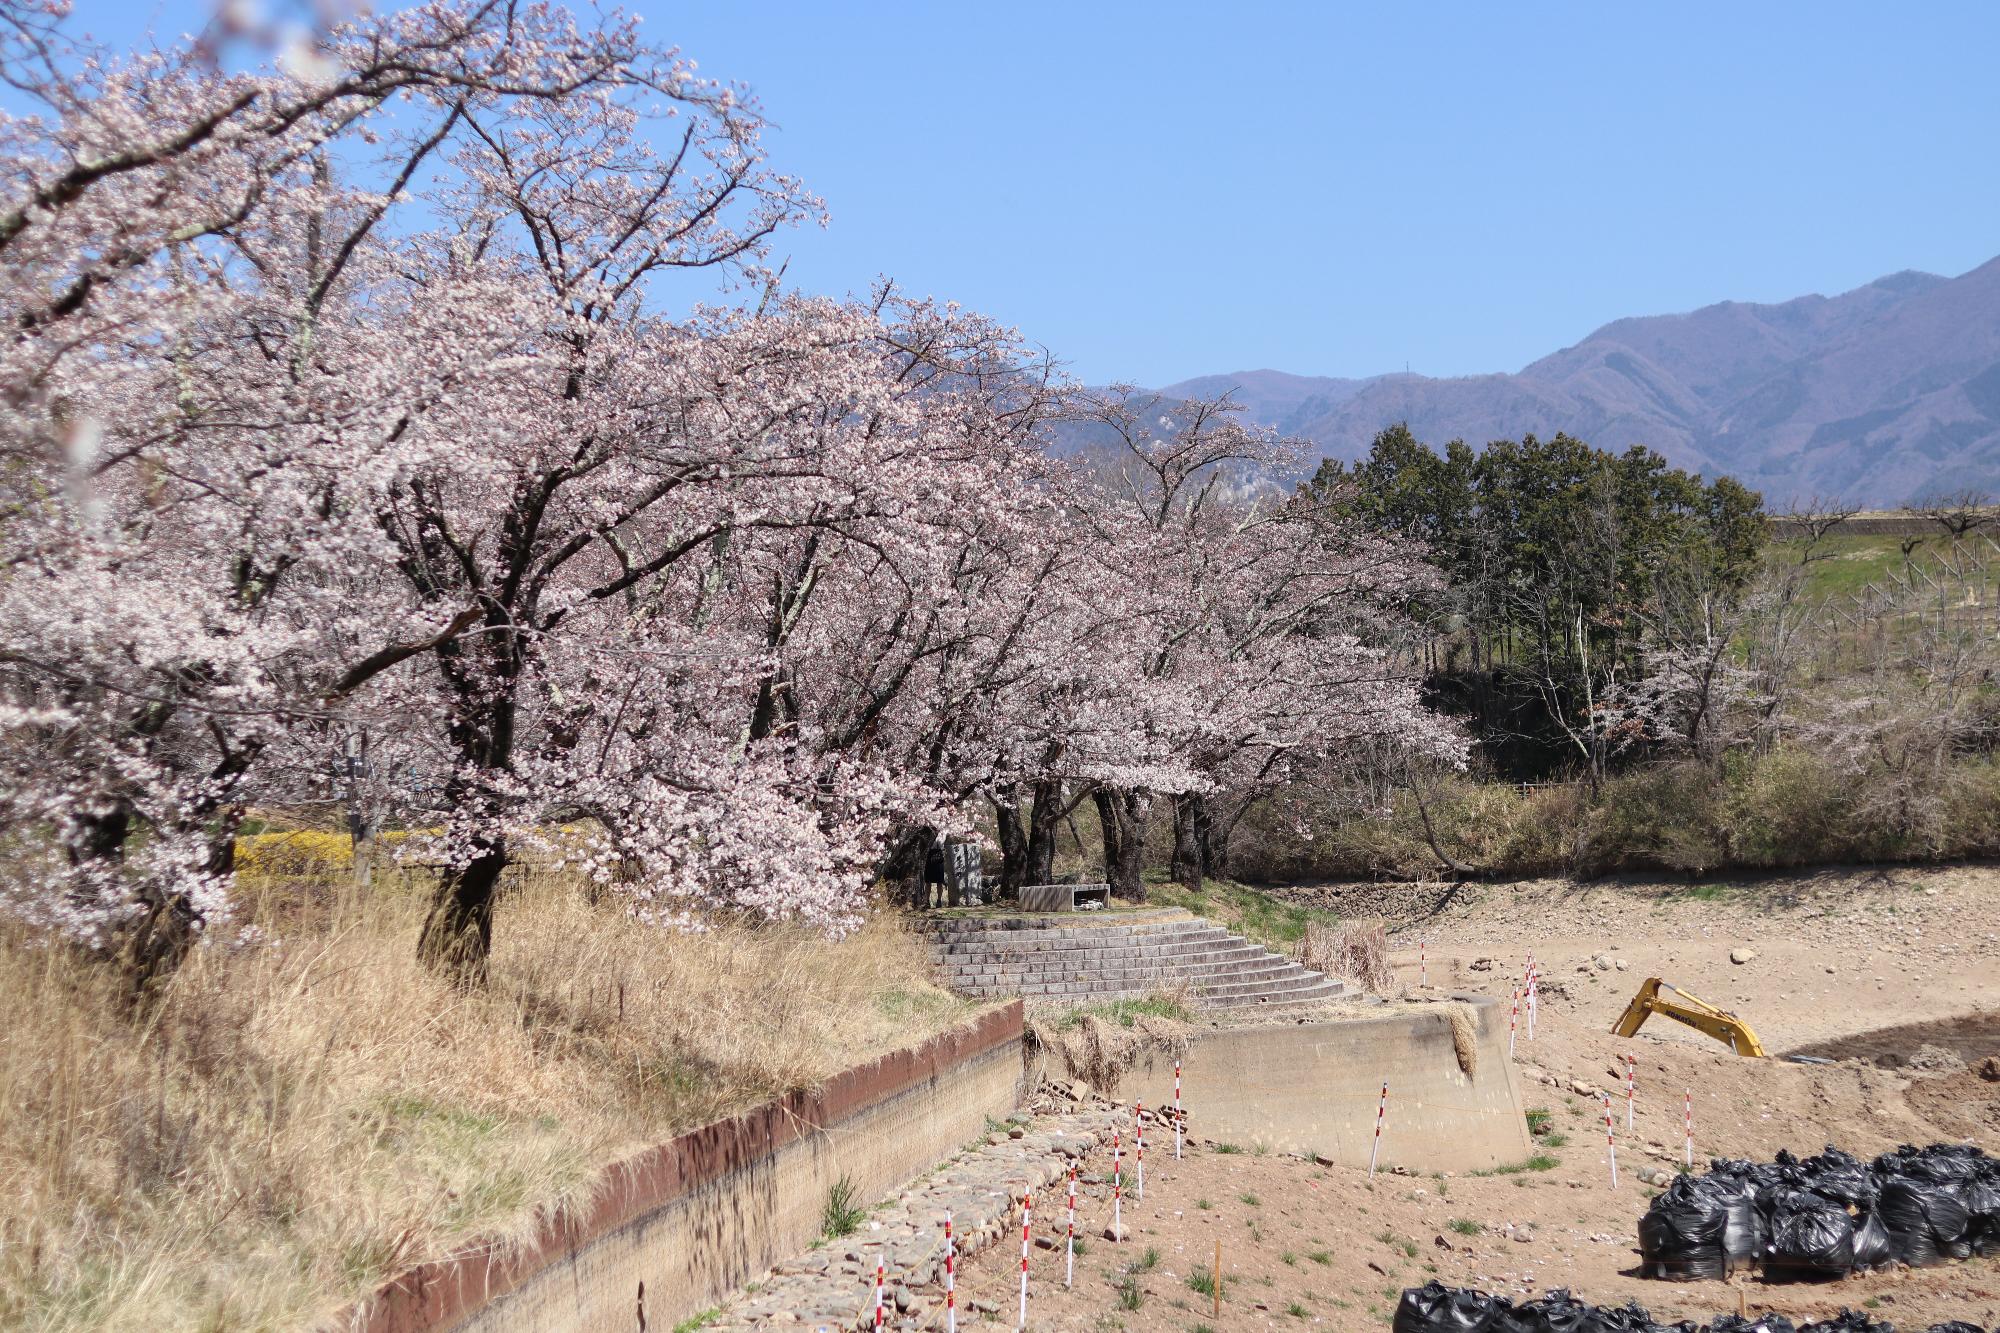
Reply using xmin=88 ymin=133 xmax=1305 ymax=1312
xmin=1393 ymin=1282 xmax=1992 ymax=1333
xmin=1638 ymin=1144 xmax=2000 ymax=1281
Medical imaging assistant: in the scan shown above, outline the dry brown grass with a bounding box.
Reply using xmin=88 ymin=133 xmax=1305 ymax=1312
xmin=1029 ymin=990 xmax=1193 ymax=1095
xmin=1440 ymin=1001 xmax=1479 ymax=1078
xmin=0 ymin=866 xmax=969 ymax=1332
xmin=1300 ymin=918 xmax=1393 ymax=995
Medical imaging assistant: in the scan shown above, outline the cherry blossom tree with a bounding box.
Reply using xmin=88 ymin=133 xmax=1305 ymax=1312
xmin=0 ymin=0 xmax=816 ymax=977
xmin=1063 ymin=390 xmax=1458 ymax=895
xmin=0 ymin=0 xmax=1464 ymax=992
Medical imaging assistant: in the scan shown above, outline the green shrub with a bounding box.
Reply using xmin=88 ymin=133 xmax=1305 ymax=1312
xmin=1727 ymin=747 xmax=1858 ymax=866
xmin=1940 ymin=757 xmax=2000 ymax=857
xmin=1580 ymin=764 xmax=1727 ymax=874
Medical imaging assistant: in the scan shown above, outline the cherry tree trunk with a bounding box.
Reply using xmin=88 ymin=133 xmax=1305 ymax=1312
xmin=1026 ymin=780 xmax=1064 ymax=886
xmin=1093 ymin=788 xmax=1149 ymax=903
xmin=66 ymin=800 xmax=218 ymax=991
xmin=1169 ymin=793 xmax=1210 ymax=893
xmin=418 ymin=836 xmax=507 ymax=986
xmin=993 ymin=798 xmax=1028 ymax=900
xmin=875 ymin=827 xmax=928 ymax=909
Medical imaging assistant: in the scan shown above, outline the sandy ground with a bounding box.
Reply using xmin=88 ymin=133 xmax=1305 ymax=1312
xmin=951 ymin=864 xmax=2000 ymax=1330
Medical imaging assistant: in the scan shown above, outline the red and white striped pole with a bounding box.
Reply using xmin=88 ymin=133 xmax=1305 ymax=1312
xmin=1173 ymin=1059 xmax=1184 ymax=1160
xmin=1367 ymin=1081 xmax=1388 ymax=1179
xmin=1508 ymin=988 xmax=1520 ymax=1058
xmin=1112 ymin=1129 xmax=1123 ymax=1236
xmin=1420 ymin=937 xmax=1427 ymax=986
xmin=1064 ymin=1165 xmax=1077 ymax=1287
xmin=1602 ymin=1094 xmax=1619 ymax=1188
xmin=873 ymin=1255 xmax=885 ymax=1330
xmin=1526 ymin=959 xmax=1538 ymax=1041
xmin=1017 ymin=1190 xmax=1031 ymax=1330
xmin=1135 ymin=1100 xmax=1146 ymax=1200
xmin=1684 ymin=1089 xmax=1694 ymax=1169
xmin=945 ymin=1211 xmax=958 ymax=1333
xmin=1624 ymin=1055 xmax=1636 ymax=1132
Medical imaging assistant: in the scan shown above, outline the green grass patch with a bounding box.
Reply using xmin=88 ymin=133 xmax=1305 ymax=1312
xmin=819 ymin=1175 xmax=864 ymax=1240
xmin=1144 ymin=875 xmax=1333 ymax=949
xmin=672 ymin=1312 xmax=720 ymax=1333
xmin=1473 ymin=1153 xmax=1562 ymax=1177
xmin=1672 ymin=882 xmax=1737 ymax=902
xmin=1050 ymin=994 xmax=1192 ymax=1030
xmin=1448 ymin=1218 xmax=1482 ymax=1236
xmin=1186 ymin=1265 xmax=1225 ymax=1299
xmin=1775 ymin=532 xmax=1915 ymax=601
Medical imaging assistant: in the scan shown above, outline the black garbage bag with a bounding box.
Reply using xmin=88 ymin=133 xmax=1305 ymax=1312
xmin=1877 ymin=1144 xmax=1983 ymax=1184
xmin=1873 ymin=1144 xmax=1925 ymax=1177
xmin=1394 ymin=1282 xmax=1507 ymax=1333
xmin=1920 ymin=1324 xmax=1986 ymax=1333
xmin=1638 ymin=1177 xmax=1729 ymax=1280
xmin=1495 ymin=1288 xmax=1592 ymax=1333
xmin=1801 ymin=1146 xmax=1878 ymax=1209
xmin=1764 ymin=1188 xmax=1858 ymax=1278
xmin=1721 ymin=1182 xmax=1767 ymax=1275
xmin=1708 ymin=1316 xmax=1798 ymax=1333
xmin=1959 ymin=1173 xmax=2000 ymax=1255
xmin=1877 ymin=1177 xmax=1973 ymax=1267
xmin=1590 ymin=1301 xmax=1666 ymax=1332
xmin=1797 ymin=1311 xmax=1897 ymax=1332
xmin=1849 ymin=1207 xmax=1895 ymax=1271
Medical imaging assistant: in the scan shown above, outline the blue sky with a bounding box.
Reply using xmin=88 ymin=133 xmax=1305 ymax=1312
xmin=74 ymin=1 xmax=2000 ymax=386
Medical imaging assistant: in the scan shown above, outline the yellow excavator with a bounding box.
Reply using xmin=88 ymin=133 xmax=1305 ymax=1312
xmin=1612 ymin=977 xmax=1767 ymax=1057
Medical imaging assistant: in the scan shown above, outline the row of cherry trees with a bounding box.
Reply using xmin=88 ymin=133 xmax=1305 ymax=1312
xmin=0 ymin=0 xmax=1453 ymax=983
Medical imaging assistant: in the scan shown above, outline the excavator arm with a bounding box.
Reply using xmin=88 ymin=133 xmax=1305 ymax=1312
xmin=1612 ymin=977 xmax=1766 ymax=1057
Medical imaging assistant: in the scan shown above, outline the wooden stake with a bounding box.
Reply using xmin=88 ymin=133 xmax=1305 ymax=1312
xmin=1213 ymin=1237 xmax=1222 ymax=1319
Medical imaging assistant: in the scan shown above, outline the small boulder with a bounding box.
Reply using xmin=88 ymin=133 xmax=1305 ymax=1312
xmin=1729 ymin=947 xmax=1757 ymax=965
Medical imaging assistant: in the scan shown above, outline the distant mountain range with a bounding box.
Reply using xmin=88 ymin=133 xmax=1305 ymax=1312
xmin=1135 ymin=257 xmax=2000 ymax=506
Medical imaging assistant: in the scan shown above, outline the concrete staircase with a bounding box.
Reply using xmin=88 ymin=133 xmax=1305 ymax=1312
xmin=923 ymin=907 xmax=1350 ymax=1012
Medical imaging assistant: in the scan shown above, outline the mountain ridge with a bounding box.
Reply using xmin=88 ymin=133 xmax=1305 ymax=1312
xmin=1144 ymin=259 xmax=2000 ymax=504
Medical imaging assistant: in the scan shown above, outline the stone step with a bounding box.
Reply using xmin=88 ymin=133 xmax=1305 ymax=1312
xmin=1207 ymin=979 xmax=1350 ymax=1009
xmin=920 ymin=914 xmax=1197 ymax=943
xmin=928 ymin=935 xmax=1238 ymax=963
xmin=927 ymin=927 xmax=1236 ymax=956
xmin=931 ymin=938 xmax=1259 ymax=972
xmin=926 ymin=909 xmax=1352 ymax=1010
xmin=1195 ymin=970 xmax=1330 ymax=1001
xmin=937 ymin=953 xmax=1282 ymax=992
xmin=935 ymin=935 xmax=1260 ymax=964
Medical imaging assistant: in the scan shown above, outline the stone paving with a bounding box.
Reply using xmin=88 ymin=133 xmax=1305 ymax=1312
xmin=702 ymin=1106 xmax=1130 ymax=1332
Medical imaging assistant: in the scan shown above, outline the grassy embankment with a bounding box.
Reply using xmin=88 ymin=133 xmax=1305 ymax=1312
xmin=0 ymin=830 xmax=971 ymax=1333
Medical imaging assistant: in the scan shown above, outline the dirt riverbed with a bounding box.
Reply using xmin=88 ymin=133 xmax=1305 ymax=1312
xmin=950 ymin=864 xmax=2000 ymax=1330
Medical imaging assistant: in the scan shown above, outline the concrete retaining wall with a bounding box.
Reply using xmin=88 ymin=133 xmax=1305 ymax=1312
xmin=1117 ymin=999 xmax=1534 ymax=1173
xmin=348 ymin=1002 xmax=1025 ymax=1333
